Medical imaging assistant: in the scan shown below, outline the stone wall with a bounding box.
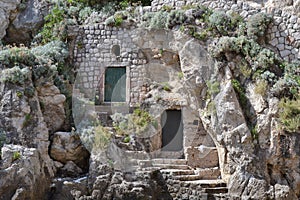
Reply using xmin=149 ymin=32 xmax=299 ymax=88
xmin=146 ymin=0 xmax=300 ymax=61
xmin=73 ymin=25 xmax=147 ymax=104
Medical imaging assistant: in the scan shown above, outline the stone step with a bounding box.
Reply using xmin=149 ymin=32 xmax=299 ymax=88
xmin=153 ymin=163 xmax=191 ymax=170
xmin=160 ymin=169 xmax=196 ymax=176
xmin=152 ymin=158 xmax=187 ymax=165
xmin=151 ymin=151 xmax=184 ymax=159
xmin=139 ymin=167 xmax=161 ymax=171
xmin=207 ymin=193 xmax=229 ymax=200
xmin=196 ymin=167 xmax=221 ymax=180
xmin=124 ymin=151 xmax=151 ymax=160
xmin=174 ymin=174 xmax=204 ymax=181
xmin=204 ymin=187 xmax=228 ymax=194
xmin=185 ymin=180 xmax=227 ymax=188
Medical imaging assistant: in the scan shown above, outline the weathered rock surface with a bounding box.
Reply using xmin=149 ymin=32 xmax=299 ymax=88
xmin=4 ymin=0 xmax=48 ymax=44
xmin=50 ymin=131 xmax=90 ymax=172
xmin=0 ymin=0 xmax=20 ymax=39
xmin=37 ymin=85 xmax=66 ymax=133
xmin=0 ymin=144 xmax=53 ymax=200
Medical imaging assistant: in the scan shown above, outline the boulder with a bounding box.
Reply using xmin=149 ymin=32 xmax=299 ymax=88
xmin=4 ymin=0 xmax=49 ymax=44
xmin=0 ymin=144 xmax=53 ymax=200
xmin=37 ymin=84 xmax=66 ymax=133
xmin=50 ymin=132 xmax=90 ymax=171
xmin=0 ymin=0 xmax=20 ymax=39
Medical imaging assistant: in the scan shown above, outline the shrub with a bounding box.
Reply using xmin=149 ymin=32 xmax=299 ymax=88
xmin=246 ymin=13 xmax=272 ymax=42
xmin=40 ymin=5 xmax=66 ymax=44
xmin=150 ymin=11 xmax=168 ymax=29
xmin=208 ymin=11 xmax=231 ymax=35
xmin=111 ymin=108 xmax=155 ymax=136
xmin=206 ymin=81 xmax=220 ymax=98
xmin=232 ymin=79 xmax=247 ymax=108
xmin=93 ymin=125 xmax=112 ymax=151
xmin=31 ymin=40 xmax=69 ymax=64
xmin=0 ymin=46 xmax=36 ymax=67
xmin=78 ymin=6 xmax=93 ymax=23
xmin=255 ymin=48 xmax=277 ymax=69
xmin=23 ymin=113 xmax=32 ymax=127
xmin=166 ymin=10 xmax=187 ymax=28
xmin=177 ymin=72 xmax=184 ymax=79
xmin=254 ymin=80 xmax=268 ymax=96
xmin=279 ymin=97 xmax=300 ymax=132
xmin=0 ymin=66 xmax=30 ymax=85
xmin=12 ymin=151 xmax=21 ymax=161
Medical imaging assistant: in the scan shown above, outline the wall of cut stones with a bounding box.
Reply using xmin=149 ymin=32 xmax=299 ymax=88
xmin=146 ymin=0 xmax=300 ymax=61
xmin=73 ymin=0 xmax=299 ymax=101
xmin=73 ymin=25 xmax=147 ymax=105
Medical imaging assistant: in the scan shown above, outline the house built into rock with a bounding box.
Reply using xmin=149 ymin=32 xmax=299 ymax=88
xmin=72 ymin=25 xmax=221 ymax=175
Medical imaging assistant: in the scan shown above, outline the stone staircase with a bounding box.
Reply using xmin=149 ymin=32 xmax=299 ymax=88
xmin=133 ymin=157 xmax=228 ymax=200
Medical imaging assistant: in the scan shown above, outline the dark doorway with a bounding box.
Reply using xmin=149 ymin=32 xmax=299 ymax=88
xmin=161 ymin=110 xmax=183 ymax=151
xmin=104 ymin=67 xmax=126 ymax=102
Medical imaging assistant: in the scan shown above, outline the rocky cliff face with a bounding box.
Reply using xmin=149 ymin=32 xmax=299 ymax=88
xmin=0 ymin=0 xmax=299 ymax=199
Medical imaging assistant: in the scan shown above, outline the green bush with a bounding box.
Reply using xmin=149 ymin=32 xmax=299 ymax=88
xmin=279 ymin=97 xmax=300 ymax=132
xmin=0 ymin=66 xmax=30 ymax=85
xmin=206 ymin=81 xmax=220 ymax=98
xmin=232 ymin=79 xmax=247 ymax=108
xmin=208 ymin=11 xmax=231 ymax=35
xmin=0 ymin=46 xmax=36 ymax=67
xmin=12 ymin=151 xmax=21 ymax=161
xmin=93 ymin=125 xmax=112 ymax=151
xmin=150 ymin=11 xmax=168 ymax=29
xmin=167 ymin=10 xmax=187 ymax=28
xmin=254 ymin=80 xmax=268 ymax=96
xmin=40 ymin=5 xmax=66 ymax=44
xmin=246 ymin=13 xmax=272 ymax=42
xmin=111 ymin=108 xmax=155 ymax=136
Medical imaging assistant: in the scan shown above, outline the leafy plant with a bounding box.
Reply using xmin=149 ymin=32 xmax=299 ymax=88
xmin=12 ymin=151 xmax=21 ymax=161
xmin=254 ymin=80 xmax=268 ymax=96
xmin=278 ymin=97 xmax=300 ymax=132
xmin=177 ymin=72 xmax=184 ymax=80
xmin=16 ymin=91 xmax=23 ymax=98
xmin=23 ymin=113 xmax=32 ymax=127
xmin=208 ymin=11 xmax=231 ymax=35
xmin=93 ymin=125 xmax=112 ymax=151
xmin=0 ymin=66 xmax=30 ymax=85
xmin=206 ymin=81 xmax=220 ymax=98
xmin=123 ymin=136 xmax=130 ymax=143
xmin=111 ymin=108 xmax=155 ymax=136
xmin=232 ymin=79 xmax=247 ymax=108
xmin=246 ymin=13 xmax=272 ymax=42
xmin=162 ymin=82 xmax=171 ymax=92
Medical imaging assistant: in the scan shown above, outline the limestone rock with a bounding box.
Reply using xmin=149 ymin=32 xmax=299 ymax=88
xmin=50 ymin=132 xmax=90 ymax=171
xmin=37 ymin=84 xmax=66 ymax=133
xmin=58 ymin=161 xmax=83 ymax=177
xmin=0 ymin=144 xmax=52 ymax=200
xmin=0 ymin=0 xmax=20 ymax=39
xmin=4 ymin=0 xmax=49 ymax=44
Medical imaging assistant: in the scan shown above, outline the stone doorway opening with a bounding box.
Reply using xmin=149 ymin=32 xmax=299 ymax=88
xmin=104 ymin=67 xmax=126 ymax=102
xmin=161 ymin=110 xmax=183 ymax=152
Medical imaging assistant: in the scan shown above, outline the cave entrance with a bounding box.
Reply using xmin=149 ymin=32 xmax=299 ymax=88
xmin=161 ymin=110 xmax=183 ymax=151
xmin=104 ymin=67 xmax=126 ymax=102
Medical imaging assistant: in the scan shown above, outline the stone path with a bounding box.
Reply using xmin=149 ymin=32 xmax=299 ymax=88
xmin=136 ymin=157 xmax=228 ymax=200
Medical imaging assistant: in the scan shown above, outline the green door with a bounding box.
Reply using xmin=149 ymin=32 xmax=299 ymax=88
xmin=104 ymin=67 xmax=126 ymax=102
